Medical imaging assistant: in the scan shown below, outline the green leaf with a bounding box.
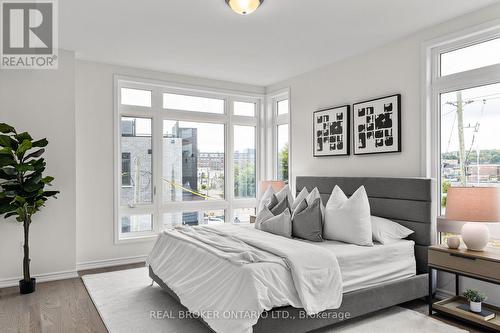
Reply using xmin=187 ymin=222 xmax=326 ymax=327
xmin=14 ymin=196 xmax=26 ymax=204
xmin=1 ymin=166 xmax=17 ymax=176
xmin=32 ymin=138 xmax=48 ymax=148
xmin=41 ymin=176 xmax=54 ymax=184
xmin=0 ymin=135 xmax=12 ymax=148
xmin=16 ymin=140 xmax=32 ymax=156
xmin=15 ymin=132 xmax=32 ymax=142
xmin=0 ymin=156 xmax=15 ymax=167
xmin=43 ymin=190 xmax=59 ymax=198
xmin=24 ymin=148 xmax=44 ymax=160
xmin=4 ymin=212 xmax=17 ymax=219
xmin=0 ymin=123 xmax=15 ymax=134
xmin=15 ymin=163 xmax=34 ymax=173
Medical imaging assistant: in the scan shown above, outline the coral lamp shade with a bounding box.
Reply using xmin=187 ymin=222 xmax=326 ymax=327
xmin=226 ymin=0 xmax=264 ymax=15
xmin=445 ymin=187 xmax=500 ymax=222
xmin=259 ymin=180 xmax=285 ymax=196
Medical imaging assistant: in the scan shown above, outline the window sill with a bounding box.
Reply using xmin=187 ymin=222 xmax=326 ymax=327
xmin=115 ymin=233 xmax=158 ymax=244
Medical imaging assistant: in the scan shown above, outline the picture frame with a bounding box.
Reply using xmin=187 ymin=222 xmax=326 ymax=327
xmin=352 ymin=94 xmax=401 ymax=155
xmin=313 ymin=105 xmax=350 ymax=157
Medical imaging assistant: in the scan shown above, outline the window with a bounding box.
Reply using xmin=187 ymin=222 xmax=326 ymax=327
xmin=121 ymin=88 xmax=151 ymax=107
xmin=440 ymin=37 xmax=500 ymax=76
xmin=277 ymin=124 xmax=289 ymax=182
xmin=270 ymin=92 xmax=290 ymax=183
xmin=163 ymin=120 xmax=225 ymax=202
xmin=115 ymin=78 xmax=262 ymax=240
xmin=163 ymin=93 xmax=224 ymax=114
xmin=120 ymin=117 xmax=152 ymax=206
xmin=234 ymin=125 xmax=256 ymax=199
xmin=426 ymin=26 xmax=500 ymax=247
xmin=234 ymin=101 xmax=255 ymax=117
xmin=163 ymin=210 xmax=225 ymax=227
xmin=121 ymin=152 xmax=131 ymax=186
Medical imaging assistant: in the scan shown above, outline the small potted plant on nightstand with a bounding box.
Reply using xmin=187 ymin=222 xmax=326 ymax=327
xmin=463 ymin=289 xmax=487 ymax=313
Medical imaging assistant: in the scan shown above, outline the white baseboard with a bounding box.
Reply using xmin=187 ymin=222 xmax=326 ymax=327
xmin=76 ymin=255 xmax=147 ymax=271
xmin=0 ymin=270 xmax=78 ymax=289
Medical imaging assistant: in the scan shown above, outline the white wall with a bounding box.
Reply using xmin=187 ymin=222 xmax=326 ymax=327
xmin=0 ymin=50 xmax=77 ymax=285
xmin=267 ymin=4 xmax=500 ymax=305
xmin=75 ymin=60 xmax=264 ymax=267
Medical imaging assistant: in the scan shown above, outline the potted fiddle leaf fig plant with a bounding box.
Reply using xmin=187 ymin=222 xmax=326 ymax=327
xmin=463 ymin=289 xmax=487 ymax=313
xmin=0 ymin=123 xmax=59 ymax=294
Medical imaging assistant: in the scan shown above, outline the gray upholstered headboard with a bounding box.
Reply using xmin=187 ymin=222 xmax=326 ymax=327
xmin=296 ymin=176 xmax=436 ymax=274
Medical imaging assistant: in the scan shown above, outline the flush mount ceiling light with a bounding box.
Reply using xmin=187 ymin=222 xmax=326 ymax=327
xmin=226 ymin=0 xmax=264 ymax=15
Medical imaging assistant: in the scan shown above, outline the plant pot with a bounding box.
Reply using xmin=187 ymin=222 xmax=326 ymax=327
xmin=470 ymin=301 xmax=482 ymax=313
xmin=19 ymin=278 xmax=36 ymax=294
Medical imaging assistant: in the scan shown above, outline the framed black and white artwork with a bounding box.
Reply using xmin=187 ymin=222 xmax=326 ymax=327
xmin=313 ymin=105 xmax=350 ymax=157
xmin=353 ymin=94 xmax=401 ymax=155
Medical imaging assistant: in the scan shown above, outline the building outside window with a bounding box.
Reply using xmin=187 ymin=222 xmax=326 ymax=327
xmin=426 ymin=27 xmax=500 ymax=247
xmin=115 ymin=79 xmax=262 ymax=240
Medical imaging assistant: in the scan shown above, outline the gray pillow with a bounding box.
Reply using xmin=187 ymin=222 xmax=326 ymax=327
xmin=260 ymin=209 xmax=292 ymax=238
xmin=267 ymin=194 xmax=279 ymax=211
xmin=292 ymin=198 xmax=323 ymax=242
xmin=255 ymin=206 xmax=274 ymax=229
xmin=291 ymin=199 xmax=308 ymax=220
xmin=271 ymin=196 xmax=289 ymax=215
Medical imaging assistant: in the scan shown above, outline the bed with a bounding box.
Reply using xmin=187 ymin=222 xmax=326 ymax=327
xmin=148 ymin=176 xmax=435 ymax=333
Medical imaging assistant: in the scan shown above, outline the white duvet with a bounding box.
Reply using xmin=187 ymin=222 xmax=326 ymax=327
xmin=146 ymin=224 xmax=343 ymax=333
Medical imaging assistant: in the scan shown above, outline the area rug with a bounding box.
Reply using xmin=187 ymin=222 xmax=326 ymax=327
xmin=82 ymin=268 xmax=466 ymax=333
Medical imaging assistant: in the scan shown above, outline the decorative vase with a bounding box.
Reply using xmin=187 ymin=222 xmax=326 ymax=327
xmin=19 ymin=278 xmax=36 ymax=294
xmin=461 ymin=222 xmax=489 ymax=251
xmin=470 ymin=301 xmax=482 ymax=313
xmin=446 ymin=236 xmax=460 ymax=249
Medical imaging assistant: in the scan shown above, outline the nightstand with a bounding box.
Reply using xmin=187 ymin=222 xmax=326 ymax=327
xmin=428 ymin=245 xmax=500 ymax=331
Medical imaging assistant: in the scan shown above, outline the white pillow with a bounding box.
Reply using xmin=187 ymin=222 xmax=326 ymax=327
xmin=306 ymin=187 xmax=325 ymax=218
xmin=291 ymin=187 xmax=309 ymax=211
xmin=276 ymin=185 xmax=294 ymax=208
xmin=258 ymin=186 xmax=274 ymax=213
xmin=371 ymin=215 xmax=414 ymax=244
xmin=324 ymin=185 xmax=373 ymax=246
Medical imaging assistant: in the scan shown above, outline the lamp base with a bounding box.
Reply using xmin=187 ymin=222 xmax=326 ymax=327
xmin=461 ymin=222 xmax=490 ymax=251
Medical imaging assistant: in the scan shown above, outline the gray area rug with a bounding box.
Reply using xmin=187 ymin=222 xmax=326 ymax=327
xmin=82 ymin=268 xmax=466 ymax=333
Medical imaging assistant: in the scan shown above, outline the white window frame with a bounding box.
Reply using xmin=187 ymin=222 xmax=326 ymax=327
xmin=265 ymin=89 xmax=291 ymax=193
xmin=422 ymin=20 xmax=500 ymax=220
xmin=114 ymin=75 xmax=264 ymax=243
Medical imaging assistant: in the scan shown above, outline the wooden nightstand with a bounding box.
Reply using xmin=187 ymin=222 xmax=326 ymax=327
xmin=428 ymin=245 xmax=500 ymax=331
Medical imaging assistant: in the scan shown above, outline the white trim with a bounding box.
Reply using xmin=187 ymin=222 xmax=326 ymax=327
xmin=0 ymin=270 xmax=78 ymax=289
xmin=76 ymin=255 xmax=148 ymax=271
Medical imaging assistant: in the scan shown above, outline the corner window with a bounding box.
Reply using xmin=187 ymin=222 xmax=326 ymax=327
xmin=116 ymin=79 xmax=262 ymax=241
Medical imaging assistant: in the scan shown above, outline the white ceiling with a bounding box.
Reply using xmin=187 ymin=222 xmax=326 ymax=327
xmin=60 ymin=0 xmax=499 ymax=86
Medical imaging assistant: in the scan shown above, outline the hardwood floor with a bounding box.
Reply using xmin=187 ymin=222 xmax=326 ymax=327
xmin=0 ymin=264 xmax=489 ymax=333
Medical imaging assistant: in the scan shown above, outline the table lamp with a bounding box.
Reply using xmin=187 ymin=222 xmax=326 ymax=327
xmin=259 ymin=180 xmax=286 ymax=196
xmin=445 ymin=187 xmax=500 ymax=251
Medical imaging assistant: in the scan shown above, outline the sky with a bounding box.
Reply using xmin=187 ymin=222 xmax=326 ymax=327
xmin=441 ymin=82 xmax=500 ymax=154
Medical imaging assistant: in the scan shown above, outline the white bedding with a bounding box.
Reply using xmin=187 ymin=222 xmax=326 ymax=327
xmin=146 ymin=224 xmax=416 ymax=333
xmin=147 ymin=224 xmax=342 ymax=333
xmin=304 ymin=238 xmax=416 ymax=292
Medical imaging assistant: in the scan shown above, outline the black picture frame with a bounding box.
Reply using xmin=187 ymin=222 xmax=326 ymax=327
xmin=352 ymin=94 xmax=401 ymax=155
xmin=313 ymin=105 xmax=350 ymax=157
